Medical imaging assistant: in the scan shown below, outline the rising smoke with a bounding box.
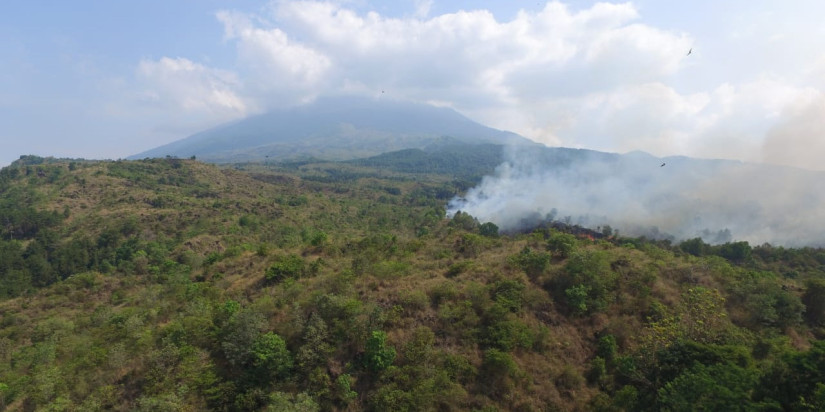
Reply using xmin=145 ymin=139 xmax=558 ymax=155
xmin=447 ymin=145 xmax=825 ymax=247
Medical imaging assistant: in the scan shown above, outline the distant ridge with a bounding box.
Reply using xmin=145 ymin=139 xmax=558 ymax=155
xmin=129 ymin=96 xmax=536 ymax=162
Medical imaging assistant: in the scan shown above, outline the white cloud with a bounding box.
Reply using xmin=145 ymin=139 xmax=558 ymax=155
xmin=413 ymin=0 xmax=433 ymax=19
xmin=132 ymin=1 xmax=824 ymax=171
xmin=137 ymin=57 xmax=247 ymax=115
xmin=216 ymin=10 xmax=332 ymax=105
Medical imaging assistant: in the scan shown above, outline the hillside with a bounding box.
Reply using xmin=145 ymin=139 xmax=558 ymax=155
xmin=1 ymin=156 xmax=825 ymax=411
xmin=129 ymin=97 xmax=535 ymax=162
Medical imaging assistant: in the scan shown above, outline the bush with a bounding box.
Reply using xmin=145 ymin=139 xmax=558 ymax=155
xmin=547 ymin=232 xmax=577 ymax=258
xmin=479 ymin=222 xmax=499 ymax=238
xmin=252 ymin=332 xmax=293 ymax=382
xmin=265 ymin=254 xmax=305 ymax=283
xmin=450 ymin=211 xmax=478 ymax=232
xmin=508 ymin=247 xmax=551 ymax=278
xmin=364 ymin=331 xmax=396 ymax=372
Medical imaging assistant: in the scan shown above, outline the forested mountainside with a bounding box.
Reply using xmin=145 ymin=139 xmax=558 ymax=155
xmin=1 ymin=155 xmax=824 ymax=411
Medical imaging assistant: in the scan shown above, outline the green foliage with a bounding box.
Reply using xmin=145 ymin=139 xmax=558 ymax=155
xmin=0 ymin=158 xmax=824 ymax=411
xmin=803 ymin=278 xmax=825 ymax=327
xmin=679 ymin=237 xmax=710 ymax=257
xmin=657 ymin=363 xmax=758 ymax=411
xmin=267 ymin=392 xmax=320 ymax=412
xmin=364 ymin=331 xmax=396 ymax=372
xmin=756 ymin=340 xmax=825 ymax=410
xmin=252 ymin=332 xmax=293 ymax=382
xmin=508 ymin=247 xmax=551 ymax=278
xmin=597 ymin=334 xmax=618 ymax=363
xmin=296 ymin=313 xmax=334 ymax=372
xmin=221 ymin=310 xmax=267 ymax=367
xmin=479 ymin=222 xmax=499 ymax=238
xmin=680 ymin=287 xmax=729 ymax=344
xmin=449 ymin=211 xmax=479 ymax=232
xmin=547 ymin=231 xmax=577 ymax=258
xmin=445 ymin=260 xmax=472 ymax=278
xmin=729 ymin=273 xmax=804 ymax=328
xmin=265 ymin=254 xmax=305 ymax=283
xmin=565 ymin=284 xmax=589 ymax=315
xmin=555 ymin=250 xmax=616 ymax=315
xmin=454 ymin=233 xmax=489 ymax=258
xmin=587 ymin=356 xmax=607 ymax=385
xmin=716 ymin=241 xmax=753 ymax=263
xmin=480 ymin=348 xmax=520 ymax=396
xmin=333 ymin=374 xmax=357 ymax=406
xmin=490 ymin=278 xmax=526 ymax=313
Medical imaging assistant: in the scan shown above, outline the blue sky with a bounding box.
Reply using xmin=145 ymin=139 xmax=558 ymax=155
xmin=2 ymin=1 xmax=825 ymax=170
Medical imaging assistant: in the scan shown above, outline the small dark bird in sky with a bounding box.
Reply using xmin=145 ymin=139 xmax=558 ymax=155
xmin=660 ymin=162 xmax=666 ymax=167
xmin=687 ymin=48 xmax=692 ymax=56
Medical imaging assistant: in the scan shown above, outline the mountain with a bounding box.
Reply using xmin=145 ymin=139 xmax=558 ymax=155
xmin=129 ymin=96 xmax=536 ymax=162
xmin=1 ymin=156 xmax=825 ymax=411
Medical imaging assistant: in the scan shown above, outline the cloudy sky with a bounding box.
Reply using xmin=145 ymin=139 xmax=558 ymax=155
xmin=2 ymin=0 xmax=825 ymax=169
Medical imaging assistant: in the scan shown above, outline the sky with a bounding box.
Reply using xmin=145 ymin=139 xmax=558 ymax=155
xmin=2 ymin=0 xmax=825 ymax=170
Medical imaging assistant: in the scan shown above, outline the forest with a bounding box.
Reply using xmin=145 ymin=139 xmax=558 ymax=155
xmin=0 ymin=155 xmax=824 ymax=411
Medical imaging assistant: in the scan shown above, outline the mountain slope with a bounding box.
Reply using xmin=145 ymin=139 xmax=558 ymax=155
xmin=130 ymin=96 xmax=536 ymax=162
xmin=0 ymin=157 xmax=825 ymax=410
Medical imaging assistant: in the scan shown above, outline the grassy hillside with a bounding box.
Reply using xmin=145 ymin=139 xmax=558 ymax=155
xmin=0 ymin=156 xmax=824 ymax=411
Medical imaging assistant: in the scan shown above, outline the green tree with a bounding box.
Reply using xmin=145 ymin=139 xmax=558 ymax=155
xmin=479 ymin=222 xmax=499 ymax=238
xmin=679 ymin=237 xmax=710 ymax=257
xmin=480 ymin=348 xmax=520 ymax=398
xmin=802 ymin=279 xmax=825 ymax=326
xmin=265 ymin=254 xmax=305 ymax=283
xmin=547 ymin=231 xmax=577 ymax=258
xmin=221 ymin=311 xmax=267 ymax=367
xmin=657 ymin=363 xmax=757 ymax=412
xmin=364 ymin=331 xmax=396 ymax=372
xmin=508 ymin=247 xmax=550 ymax=278
xmin=252 ymin=332 xmax=293 ymax=382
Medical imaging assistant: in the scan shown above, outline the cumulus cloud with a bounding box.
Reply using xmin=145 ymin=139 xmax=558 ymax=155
xmin=216 ymin=10 xmax=332 ymax=105
xmin=412 ymin=0 xmax=433 ymax=19
xmin=134 ymin=1 xmax=824 ymax=171
xmin=137 ymin=57 xmax=248 ymax=116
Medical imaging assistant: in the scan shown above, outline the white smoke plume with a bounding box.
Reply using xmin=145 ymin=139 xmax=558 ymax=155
xmin=447 ymin=145 xmax=825 ymax=247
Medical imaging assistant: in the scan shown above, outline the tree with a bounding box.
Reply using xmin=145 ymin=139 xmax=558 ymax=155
xmin=508 ymin=247 xmax=550 ymax=278
xmin=252 ymin=332 xmax=293 ymax=382
xmin=680 ymin=238 xmax=710 ymax=257
xmin=802 ymin=279 xmax=825 ymax=326
xmin=479 ymin=222 xmax=499 ymax=238
xmin=716 ymin=241 xmax=752 ymax=263
xmin=222 ymin=311 xmax=267 ymax=367
xmin=547 ymin=232 xmax=577 ymax=258
xmin=364 ymin=331 xmax=396 ymax=372
xmin=296 ymin=313 xmax=333 ymax=372
xmin=265 ymin=254 xmax=305 ymax=283
xmin=480 ymin=349 xmax=520 ymax=398
xmin=657 ymin=363 xmax=758 ymax=411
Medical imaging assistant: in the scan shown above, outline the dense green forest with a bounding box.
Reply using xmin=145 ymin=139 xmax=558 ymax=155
xmin=0 ymin=155 xmax=824 ymax=411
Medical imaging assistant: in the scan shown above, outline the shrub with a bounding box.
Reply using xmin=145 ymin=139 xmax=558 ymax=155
xmin=252 ymin=332 xmax=293 ymax=382
xmin=508 ymin=247 xmax=551 ymax=278
xmin=547 ymin=232 xmax=577 ymax=258
xmin=479 ymin=222 xmax=499 ymax=238
xmin=265 ymin=254 xmax=305 ymax=283
xmin=364 ymin=331 xmax=396 ymax=372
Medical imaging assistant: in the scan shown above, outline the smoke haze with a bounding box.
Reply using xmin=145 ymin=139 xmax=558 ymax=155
xmin=448 ymin=146 xmax=825 ymax=247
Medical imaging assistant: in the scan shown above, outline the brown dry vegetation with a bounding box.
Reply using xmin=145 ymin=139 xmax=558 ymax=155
xmin=0 ymin=156 xmax=823 ymax=411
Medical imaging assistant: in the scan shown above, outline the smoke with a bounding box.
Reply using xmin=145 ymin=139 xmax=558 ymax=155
xmin=447 ymin=145 xmax=825 ymax=247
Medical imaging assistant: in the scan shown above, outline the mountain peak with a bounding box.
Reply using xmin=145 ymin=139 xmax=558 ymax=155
xmin=129 ymin=96 xmax=535 ymax=162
